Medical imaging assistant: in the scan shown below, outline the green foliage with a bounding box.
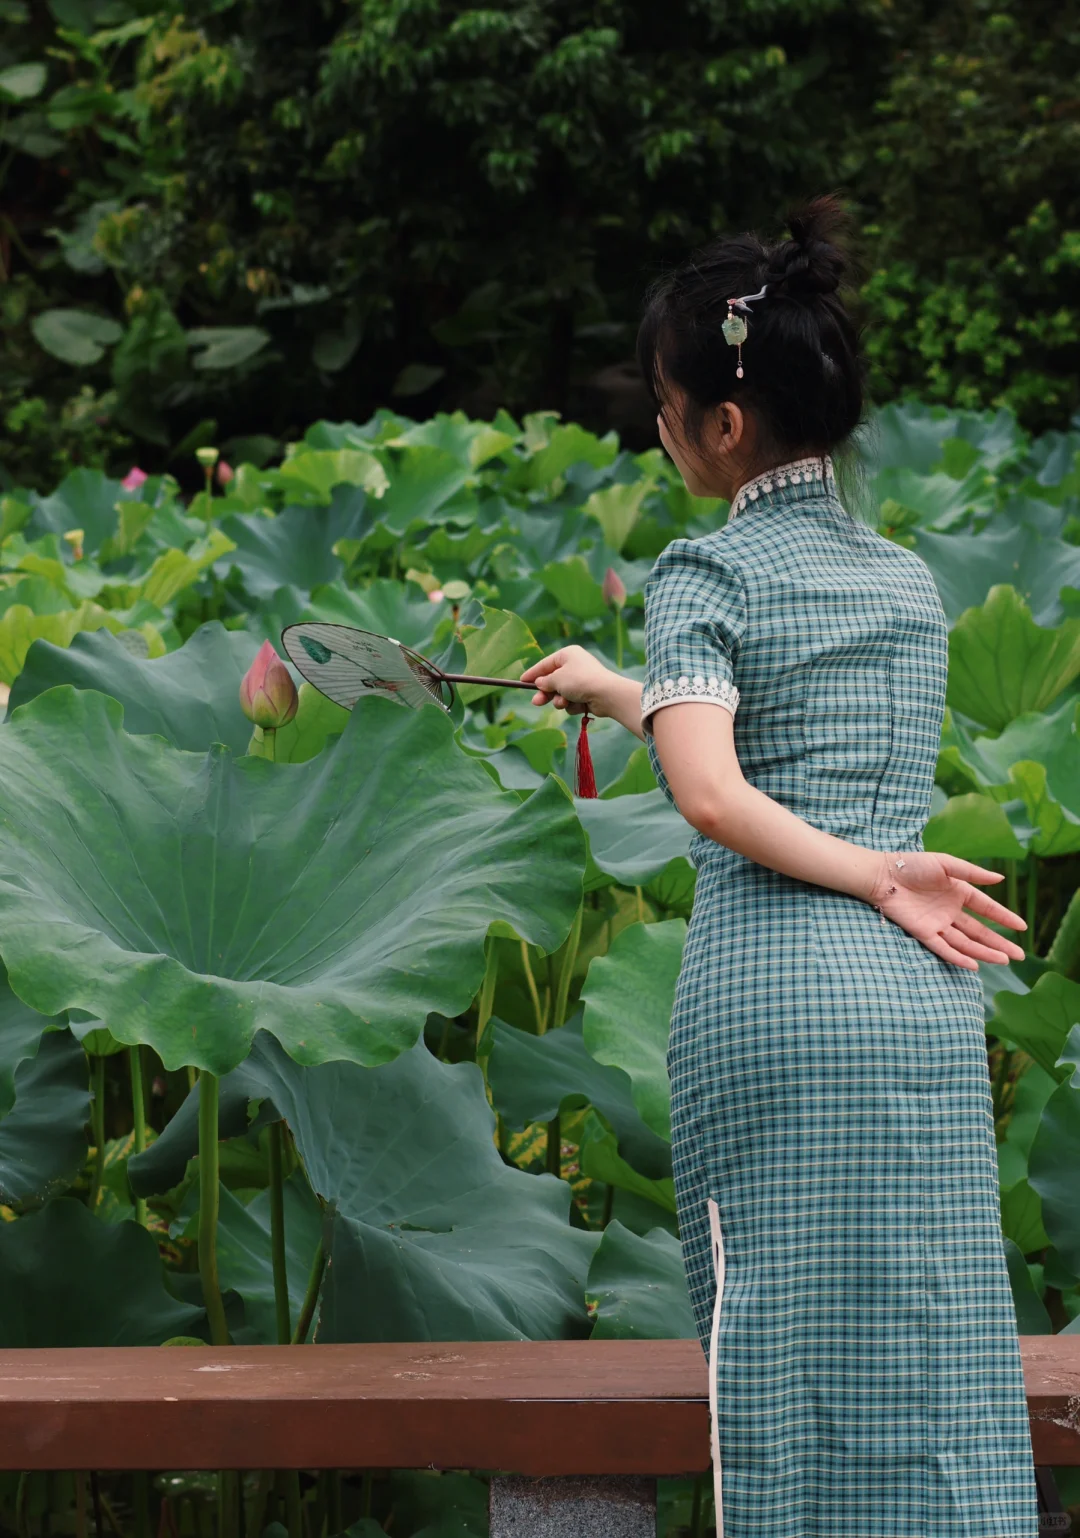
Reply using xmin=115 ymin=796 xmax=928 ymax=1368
xmin=0 ymin=394 xmax=1075 ymax=1538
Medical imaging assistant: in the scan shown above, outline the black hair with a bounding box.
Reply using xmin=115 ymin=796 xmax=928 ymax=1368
xmin=635 ymin=193 xmax=866 ymax=468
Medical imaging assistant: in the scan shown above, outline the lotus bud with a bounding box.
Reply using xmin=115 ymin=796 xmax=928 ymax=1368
xmin=121 ymin=466 xmax=148 ymax=491
xmin=216 ymin=460 xmax=234 ymax=486
xmin=63 ymin=528 xmax=85 ymax=561
xmin=603 ymin=566 xmax=627 ymax=609
xmin=239 ymin=641 xmax=299 ymax=729
xmin=428 ymin=588 xmax=445 ymax=603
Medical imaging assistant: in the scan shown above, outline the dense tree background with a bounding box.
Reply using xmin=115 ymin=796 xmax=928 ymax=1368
xmin=0 ymin=0 xmax=1076 ymax=488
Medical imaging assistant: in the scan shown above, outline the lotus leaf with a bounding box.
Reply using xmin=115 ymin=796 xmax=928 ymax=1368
xmin=0 ymin=1028 xmax=89 ymax=1209
xmin=947 ymin=585 xmax=1080 ymax=729
xmin=0 ymin=1198 xmax=204 ymax=1346
xmin=227 ymin=1032 xmax=600 ymax=1341
xmin=9 ymin=623 xmax=261 ymax=751
xmin=0 ymin=689 xmax=585 ymax=1075
xmin=581 ymin=919 xmax=685 ymax=1142
xmin=585 ymin=1219 xmax=697 ymax=1339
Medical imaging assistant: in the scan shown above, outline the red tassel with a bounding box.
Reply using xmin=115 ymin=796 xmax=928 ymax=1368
xmin=575 ymin=711 xmax=598 ymax=798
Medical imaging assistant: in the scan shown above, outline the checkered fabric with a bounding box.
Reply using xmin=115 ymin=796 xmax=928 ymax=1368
xmin=641 ymin=466 xmax=1040 ymax=1537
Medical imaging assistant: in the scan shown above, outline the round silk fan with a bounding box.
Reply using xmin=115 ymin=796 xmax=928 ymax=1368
xmin=280 ymin=622 xmax=536 ymax=713
xmin=279 ymin=621 xmax=598 ymax=795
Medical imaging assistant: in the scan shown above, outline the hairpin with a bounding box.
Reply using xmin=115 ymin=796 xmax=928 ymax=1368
xmin=722 ymin=284 xmax=769 ymax=379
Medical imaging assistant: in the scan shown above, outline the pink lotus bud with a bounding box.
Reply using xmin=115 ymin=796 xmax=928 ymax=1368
xmin=428 ymin=589 xmax=445 ymax=603
xmin=239 ymin=641 xmax=299 ymax=729
xmin=121 ymin=467 xmax=148 ymax=491
xmin=217 ymin=460 xmax=234 ymax=487
xmin=602 ymin=566 xmax=627 ymax=609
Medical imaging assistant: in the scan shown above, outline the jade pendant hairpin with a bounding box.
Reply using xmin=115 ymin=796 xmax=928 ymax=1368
xmin=722 ymin=283 xmax=769 ymax=378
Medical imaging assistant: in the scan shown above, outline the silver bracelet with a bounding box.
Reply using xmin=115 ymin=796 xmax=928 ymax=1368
xmin=874 ymin=856 xmax=906 ymax=922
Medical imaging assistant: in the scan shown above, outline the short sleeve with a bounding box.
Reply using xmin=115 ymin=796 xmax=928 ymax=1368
xmin=641 ymin=537 xmax=747 ymax=738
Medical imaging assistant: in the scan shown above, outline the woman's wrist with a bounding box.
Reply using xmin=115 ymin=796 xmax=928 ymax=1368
xmin=597 ymin=675 xmax=646 ymax=740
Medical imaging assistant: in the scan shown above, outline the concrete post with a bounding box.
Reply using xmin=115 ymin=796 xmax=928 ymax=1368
xmin=489 ymin=1475 xmax=657 ymax=1538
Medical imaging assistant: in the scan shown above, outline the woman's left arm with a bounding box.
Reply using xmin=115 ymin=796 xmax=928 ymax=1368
xmin=651 ymin=700 xmax=1028 ymax=971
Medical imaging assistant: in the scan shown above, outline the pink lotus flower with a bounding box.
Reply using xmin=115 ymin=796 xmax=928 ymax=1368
xmin=602 ymin=566 xmax=627 ymax=609
xmin=239 ymin=641 xmax=299 ymax=730
xmin=121 ymin=467 xmax=148 ymax=491
xmin=217 ymin=460 xmax=234 ymax=486
xmin=428 ymin=589 xmax=445 ymax=603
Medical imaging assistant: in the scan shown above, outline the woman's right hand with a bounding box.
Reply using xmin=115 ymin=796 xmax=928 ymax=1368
xmin=520 ymin=645 xmax=619 ymax=716
xmin=868 ymin=850 xmax=1027 ymax=971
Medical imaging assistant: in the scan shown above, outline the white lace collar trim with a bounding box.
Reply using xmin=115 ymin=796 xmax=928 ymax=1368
xmin=728 ymin=454 xmax=836 ymax=522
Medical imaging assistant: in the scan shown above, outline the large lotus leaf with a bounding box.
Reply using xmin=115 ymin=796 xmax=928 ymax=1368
xmin=1028 ymin=1078 xmax=1080 ymax=1277
xmin=576 ymin=791 xmax=693 ymax=890
xmin=581 ymin=920 xmax=684 ymax=1142
xmin=578 ymin=1110 xmax=675 ymax=1214
xmin=503 ymin=422 xmax=617 ymax=493
xmin=0 ymin=964 xmax=59 ymax=1117
xmin=227 ymin=1032 xmax=600 ymax=1342
xmin=391 ymin=412 xmax=516 ymax=471
xmin=0 ymin=602 xmax=144 ymax=686
xmin=274 ymin=450 xmax=388 ymax=507
xmin=947 ymin=586 xmax=1080 ymax=730
xmin=539 ymin=557 xmax=609 ymax=621
xmin=26 ymin=469 xmax=128 ymax=553
xmin=914 ymin=523 xmax=1080 ymax=628
xmin=304 ymin=580 xmax=449 ymax=651
xmin=0 ymin=689 xmax=585 ymax=1075
xmin=0 ymin=1198 xmax=204 ymax=1346
xmin=0 ymin=1028 xmax=89 ymax=1209
xmin=923 ymin=792 xmax=1028 ymax=860
xmin=487 ymin=1014 xmax=671 ymax=1180
xmin=582 ymin=479 xmax=654 ymax=553
xmin=368 ymin=443 xmax=474 ymax=534
xmin=215 ymin=1172 xmax=325 ymax=1344
xmin=999 ymin=1177 xmax=1049 ymax=1257
xmin=8 ymin=623 xmax=261 ymax=751
xmin=0 ymin=574 xmax=72 ymax=619
xmin=458 ymin=607 xmax=541 ymax=703
xmin=585 ymin=1220 xmax=697 ymax=1340
xmin=1003 ymin=761 xmax=1080 ymax=857
xmin=991 ymin=973 xmax=1080 ymax=1082
xmin=219 ymin=493 xmax=370 ymax=601
xmin=875 ymin=464 xmax=993 ymax=532
xmin=868 ymin=402 xmax=1020 ymax=478
xmin=1003 ymin=1238 xmax=1053 ymax=1334
xmin=964 ymin=696 xmax=1079 ymax=793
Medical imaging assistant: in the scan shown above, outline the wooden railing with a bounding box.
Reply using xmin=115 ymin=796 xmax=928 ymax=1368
xmin=1 ymin=1339 xmax=1076 ymax=1532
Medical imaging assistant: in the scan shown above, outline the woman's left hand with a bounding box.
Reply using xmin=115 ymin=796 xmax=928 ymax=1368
xmin=868 ymin=850 xmax=1027 ymax=971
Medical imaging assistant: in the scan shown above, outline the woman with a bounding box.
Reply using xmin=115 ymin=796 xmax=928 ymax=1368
xmin=520 ymin=196 xmax=1040 ymax=1538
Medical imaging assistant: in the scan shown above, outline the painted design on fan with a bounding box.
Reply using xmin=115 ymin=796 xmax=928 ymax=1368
xmin=300 ymin=635 xmax=333 ymax=665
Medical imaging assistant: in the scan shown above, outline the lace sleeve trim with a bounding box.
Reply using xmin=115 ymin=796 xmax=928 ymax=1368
xmin=641 ymin=674 xmax=740 ymax=730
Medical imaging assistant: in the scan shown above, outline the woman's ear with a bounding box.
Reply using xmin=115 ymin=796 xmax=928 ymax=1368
xmin=714 ymin=401 xmax=746 ymax=451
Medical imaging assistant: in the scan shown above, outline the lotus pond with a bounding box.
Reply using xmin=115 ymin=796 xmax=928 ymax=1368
xmin=0 ymin=400 xmax=1078 ymax=1538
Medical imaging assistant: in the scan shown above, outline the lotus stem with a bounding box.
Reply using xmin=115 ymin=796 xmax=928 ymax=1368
xmin=601 ymin=1182 xmax=615 ymax=1229
xmin=89 ymin=1055 xmax=106 ymax=1212
xmin=614 ymin=609 xmax=624 ymax=669
xmin=285 ymin=1473 xmax=303 ymax=1538
xmin=132 ymin=1473 xmax=150 ymax=1538
xmin=553 ymin=903 xmax=583 ymax=1030
xmin=269 ymin=1120 xmax=291 ymax=1344
xmin=291 ymin=1237 xmax=327 ymax=1344
xmin=475 ymin=935 xmax=499 ymax=1054
xmin=1047 ymin=886 xmax=1080 ymax=979
xmin=217 ymin=1471 xmax=239 ymax=1538
xmin=1025 ymin=854 xmax=1038 ymax=954
xmin=520 ymin=940 xmax=545 ymax=1033
xmin=1005 ymin=858 xmax=1019 ymax=918
xmin=129 ymin=1047 xmax=148 ymax=1227
xmin=198 ymin=1072 xmax=230 ymax=1346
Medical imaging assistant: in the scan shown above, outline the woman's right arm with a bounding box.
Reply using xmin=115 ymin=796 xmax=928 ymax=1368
xmin=519 ymin=647 xmax=645 ymax=740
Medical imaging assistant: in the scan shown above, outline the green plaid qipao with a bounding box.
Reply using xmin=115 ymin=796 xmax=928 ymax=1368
xmin=641 ymin=457 xmax=1039 ymax=1538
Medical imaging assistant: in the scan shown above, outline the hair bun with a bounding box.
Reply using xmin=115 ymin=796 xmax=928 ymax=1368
xmin=765 ymin=193 xmax=852 ymax=299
